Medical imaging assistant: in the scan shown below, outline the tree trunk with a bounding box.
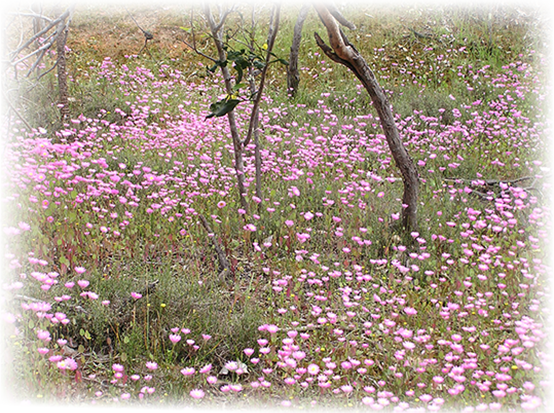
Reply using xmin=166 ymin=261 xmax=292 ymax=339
xmin=313 ymin=5 xmax=419 ymax=231
xmin=204 ymin=5 xmax=249 ymax=213
xmin=287 ymin=5 xmax=309 ymax=97
xmin=56 ymin=20 xmax=69 ymax=123
xmin=245 ymin=5 xmax=281 ymax=202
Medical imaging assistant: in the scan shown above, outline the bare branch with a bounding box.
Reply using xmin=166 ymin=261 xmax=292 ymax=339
xmin=313 ymin=4 xmax=419 ymax=231
xmin=214 ymin=5 xmax=236 ymax=33
xmin=327 ymin=4 xmax=356 ymax=30
xmin=179 ymin=37 xmax=217 ymax=63
xmin=8 ymin=12 xmax=53 ymax=23
xmin=313 ymin=4 xmax=354 ymax=61
xmin=2 ymin=0 xmax=77 ymax=74
xmin=243 ymin=4 xmax=281 ymax=147
xmin=3 ymin=92 xmax=33 ymax=130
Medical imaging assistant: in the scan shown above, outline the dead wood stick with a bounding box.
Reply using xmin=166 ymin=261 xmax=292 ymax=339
xmin=444 ymin=176 xmax=538 ymax=187
xmin=4 ymin=93 xmax=33 ymax=130
xmin=198 ymin=214 xmax=231 ymax=279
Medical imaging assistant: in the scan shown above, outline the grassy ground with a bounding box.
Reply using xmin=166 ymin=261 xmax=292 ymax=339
xmin=2 ymin=2 xmax=551 ymax=410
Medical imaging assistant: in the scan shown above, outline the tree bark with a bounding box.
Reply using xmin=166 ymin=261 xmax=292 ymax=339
xmin=313 ymin=5 xmax=419 ymax=231
xmin=287 ymin=5 xmax=309 ymax=97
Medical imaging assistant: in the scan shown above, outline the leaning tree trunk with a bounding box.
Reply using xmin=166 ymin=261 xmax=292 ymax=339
xmin=56 ymin=19 xmax=69 ymax=123
xmin=313 ymin=5 xmax=419 ymax=231
xmin=286 ymin=5 xmax=309 ymax=97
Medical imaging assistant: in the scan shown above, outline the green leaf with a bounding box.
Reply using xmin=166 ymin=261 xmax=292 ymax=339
xmin=180 ymin=26 xmax=191 ymax=33
xmin=206 ymin=98 xmax=241 ymax=119
xmin=208 ymin=60 xmax=227 ymax=73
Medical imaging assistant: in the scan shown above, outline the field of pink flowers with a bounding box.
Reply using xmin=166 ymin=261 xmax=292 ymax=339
xmin=1 ymin=4 xmax=552 ymax=411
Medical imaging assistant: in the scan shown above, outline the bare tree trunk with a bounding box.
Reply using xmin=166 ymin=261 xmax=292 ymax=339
xmin=247 ymin=11 xmax=263 ymax=203
xmin=246 ymin=6 xmax=281 ymax=202
xmin=313 ymin=5 xmax=419 ymax=231
xmin=287 ymin=5 xmax=309 ymax=97
xmin=253 ymin=118 xmax=263 ymax=201
xmin=204 ymin=5 xmax=249 ymax=213
xmin=247 ymin=74 xmax=263 ymax=201
xmin=56 ymin=20 xmax=69 ymax=123
xmin=200 ymin=4 xmax=280 ymax=214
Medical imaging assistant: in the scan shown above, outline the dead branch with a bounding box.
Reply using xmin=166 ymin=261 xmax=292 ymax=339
xmin=7 ymin=12 xmax=53 ymax=23
xmin=2 ymin=0 xmax=77 ymax=75
xmin=444 ymin=175 xmax=539 ymax=188
xmin=3 ymin=92 xmax=33 ymax=130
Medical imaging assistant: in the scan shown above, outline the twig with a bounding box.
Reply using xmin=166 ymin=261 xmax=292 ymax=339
xmin=179 ymin=38 xmax=217 ymax=63
xmin=198 ymin=214 xmax=231 ymax=279
xmin=213 ymin=6 xmax=237 ymax=33
xmin=242 ymin=4 xmax=280 ymax=148
xmin=125 ymin=7 xmax=154 ymax=57
xmin=180 ymin=8 xmax=218 ymax=64
xmin=9 ymin=9 xmax=71 ymax=60
xmin=3 ymin=92 xmax=33 ymax=130
xmin=409 ymin=28 xmax=435 ymax=40
xmin=8 ymin=12 xmax=53 ymax=23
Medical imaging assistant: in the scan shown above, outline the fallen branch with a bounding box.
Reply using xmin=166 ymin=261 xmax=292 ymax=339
xmin=445 ymin=175 xmax=538 ymax=187
xmin=444 ymin=175 xmax=547 ymax=201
